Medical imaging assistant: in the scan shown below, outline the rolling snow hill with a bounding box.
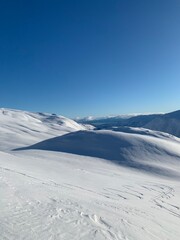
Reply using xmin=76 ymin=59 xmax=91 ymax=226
xmin=15 ymin=128 xmax=180 ymax=179
xmin=0 ymin=108 xmax=86 ymax=150
xmin=0 ymin=108 xmax=180 ymax=240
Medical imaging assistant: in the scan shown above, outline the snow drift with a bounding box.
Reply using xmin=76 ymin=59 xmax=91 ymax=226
xmin=15 ymin=128 xmax=180 ymax=178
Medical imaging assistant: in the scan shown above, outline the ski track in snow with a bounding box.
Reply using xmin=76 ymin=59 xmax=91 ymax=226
xmin=1 ymin=164 xmax=180 ymax=240
xmin=0 ymin=167 xmax=121 ymax=240
xmin=0 ymin=108 xmax=180 ymax=240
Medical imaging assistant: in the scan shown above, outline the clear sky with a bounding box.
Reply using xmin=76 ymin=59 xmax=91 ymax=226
xmin=0 ymin=0 xmax=180 ymax=118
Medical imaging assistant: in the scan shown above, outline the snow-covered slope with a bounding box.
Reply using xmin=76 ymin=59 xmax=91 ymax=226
xmin=79 ymin=110 xmax=180 ymax=138
xmin=16 ymin=128 xmax=180 ymax=178
xmin=0 ymin=108 xmax=86 ymax=150
xmin=78 ymin=113 xmax=163 ymax=128
xmin=144 ymin=110 xmax=180 ymax=138
xmin=0 ymin=108 xmax=180 ymax=240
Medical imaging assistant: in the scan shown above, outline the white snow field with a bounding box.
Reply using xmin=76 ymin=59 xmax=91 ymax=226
xmin=0 ymin=108 xmax=180 ymax=240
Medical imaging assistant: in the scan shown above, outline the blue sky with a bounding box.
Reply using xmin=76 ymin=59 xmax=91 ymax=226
xmin=0 ymin=0 xmax=180 ymax=117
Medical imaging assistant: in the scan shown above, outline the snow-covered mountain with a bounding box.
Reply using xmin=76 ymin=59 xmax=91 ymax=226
xmin=78 ymin=110 xmax=180 ymax=138
xmin=76 ymin=114 xmax=137 ymax=122
xmin=0 ymin=108 xmax=86 ymax=132
xmin=0 ymin=108 xmax=180 ymax=240
xmin=144 ymin=110 xmax=180 ymax=138
xmin=0 ymin=108 xmax=86 ymax=150
xmin=77 ymin=113 xmax=162 ymax=127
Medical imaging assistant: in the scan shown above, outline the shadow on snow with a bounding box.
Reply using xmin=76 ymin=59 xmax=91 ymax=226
xmin=13 ymin=130 xmax=180 ymax=179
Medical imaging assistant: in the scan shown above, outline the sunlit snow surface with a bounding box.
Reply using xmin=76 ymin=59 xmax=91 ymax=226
xmin=0 ymin=109 xmax=180 ymax=240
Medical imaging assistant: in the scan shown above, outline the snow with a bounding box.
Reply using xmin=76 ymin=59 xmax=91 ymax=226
xmin=144 ymin=110 xmax=180 ymax=138
xmin=78 ymin=109 xmax=180 ymax=138
xmin=0 ymin=108 xmax=86 ymax=150
xmin=0 ymin=108 xmax=180 ymax=240
xmin=76 ymin=112 xmax=158 ymax=122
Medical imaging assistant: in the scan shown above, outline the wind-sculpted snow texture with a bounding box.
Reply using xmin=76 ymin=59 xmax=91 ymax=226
xmin=15 ymin=129 xmax=180 ymax=179
xmin=0 ymin=108 xmax=180 ymax=240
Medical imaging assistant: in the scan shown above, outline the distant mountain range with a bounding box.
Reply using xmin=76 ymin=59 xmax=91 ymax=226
xmin=77 ymin=110 xmax=180 ymax=138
